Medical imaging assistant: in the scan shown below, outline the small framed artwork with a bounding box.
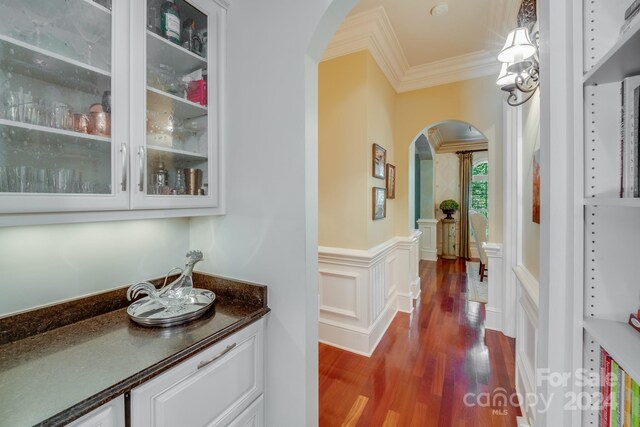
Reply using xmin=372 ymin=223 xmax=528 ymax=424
xmin=373 ymin=187 xmax=386 ymax=220
xmin=372 ymin=144 xmax=386 ymax=179
xmin=386 ymin=164 xmax=396 ymax=199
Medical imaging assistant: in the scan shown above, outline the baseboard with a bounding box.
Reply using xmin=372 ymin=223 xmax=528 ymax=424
xmin=420 ymin=249 xmax=437 ymax=261
xmin=319 ymin=300 xmax=398 ymax=357
xmin=411 ymin=276 xmax=421 ymax=300
xmin=397 ymin=292 xmax=412 ymax=313
xmin=485 ymin=306 xmax=502 ymax=332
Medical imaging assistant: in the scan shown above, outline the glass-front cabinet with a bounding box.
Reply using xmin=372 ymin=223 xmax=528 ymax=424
xmin=131 ymin=0 xmax=220 ymax=210
xmin=0 ymin=0 xmax=224 ymax=221
xmin=0 ymin=0 xmax=128 ymax=213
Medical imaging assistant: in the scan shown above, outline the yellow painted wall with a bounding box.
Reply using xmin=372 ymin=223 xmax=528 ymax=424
xmin=365 ymin=53 xmax=396 ymax=248
xmin=318 ymin=52 xmax=369 ymax=248
xmin=522 ymin=92 xmax=540 ymax=279
xmin=394 ymin=75 xmax=504 ymax=243
xmin=319 ymin=51 xmax=397 ymax=249
xmin=319 ymin=53 xmax=504 ymax=249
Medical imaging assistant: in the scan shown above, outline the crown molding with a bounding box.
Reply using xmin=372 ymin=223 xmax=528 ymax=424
xmin=322 ymin=7 xmax=407 ymax=89
xmin=397 ymin=50 xmax=501 ymax=93
xmin=322 ymin=5 xmax=507 ymax=93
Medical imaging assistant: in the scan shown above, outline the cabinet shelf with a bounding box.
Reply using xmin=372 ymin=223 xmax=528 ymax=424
xmin=146 ymin=31 xmax=206 ymax=75
xmin=584 ymin=18 xmax=640 ymax=86
xmin=584 ymin=317 xmax=640 ymax=383
xmin=147 ymin=87 xmax=207 ymax=120
xmin=147 ymin=145 xmax=207 ymax=161
xmin=0 ymin=34 xmax=110 ymax=93
xmin=84 ymin=0 xmax=112 ymax=15
xmin=0 ymin=118 xmax=111 ymax=145
xmin=584 ymin=197 xmax=640 ymax=207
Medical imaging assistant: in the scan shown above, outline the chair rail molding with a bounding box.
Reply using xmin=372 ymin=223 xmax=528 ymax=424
xmin=318 ymin=232 xmax=421 ymax=356
xmin=416 ymin=219 xmax=438 ymax=261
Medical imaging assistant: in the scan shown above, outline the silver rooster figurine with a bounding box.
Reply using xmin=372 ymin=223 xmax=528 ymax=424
xmin=127 ymin=250 xmax=204 ymax=304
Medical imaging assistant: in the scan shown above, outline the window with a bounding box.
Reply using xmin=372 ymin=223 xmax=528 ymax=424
xmin=471 ymin=161 xmax=488 ymax=219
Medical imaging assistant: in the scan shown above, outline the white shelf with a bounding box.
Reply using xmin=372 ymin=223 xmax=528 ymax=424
xmin=584 ymin=17 xmax=640 ymax=86
xmin=83 ymin=0 xmax=112 ymax=15
xmin=0 ymin=35 xmax=110 ymax=93
xmin=146 ymin=145 xmax=207 ymax=161
xmin=0 ymin=118 xmax=111 ymax=145
xmin=146 ymin=31 xmax=206 ymax=75
xmin=584 ymin=317 xmax=640 ymax=383
xmin=584 ymin=197 xmax=640 ymax=207
xmin=147 ymin=87 xmax=207 ymax=120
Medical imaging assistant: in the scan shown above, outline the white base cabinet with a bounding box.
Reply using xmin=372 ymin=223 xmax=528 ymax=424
xmin=131 ymin=319 xmax=265 ymax=427
xmin=66 ymin=395 xmax=125 ymax=427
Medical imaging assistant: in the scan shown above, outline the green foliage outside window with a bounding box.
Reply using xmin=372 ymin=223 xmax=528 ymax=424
xmin=472 ymin=162 xmax=488 ymax=176
xmin=471 ymin=161 xmax=488 ymax=218
xmin=471 ymin=181 xmax=488 ymax=212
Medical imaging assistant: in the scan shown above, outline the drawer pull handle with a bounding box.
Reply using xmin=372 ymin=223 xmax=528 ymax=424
xmin=197 ymin=343 xmax=237 ymax=369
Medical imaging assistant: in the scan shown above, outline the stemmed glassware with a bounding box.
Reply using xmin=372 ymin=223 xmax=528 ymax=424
xmin=72 ymin=12 xmax=104 ymax=66
xmin=18 ymin=0 xmax=61 ymax=47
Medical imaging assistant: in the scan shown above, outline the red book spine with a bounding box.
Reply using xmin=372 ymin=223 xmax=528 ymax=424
xmin=603 ymin=350 xmax=612 ymax=427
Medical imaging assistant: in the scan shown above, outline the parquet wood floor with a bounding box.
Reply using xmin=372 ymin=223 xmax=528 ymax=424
xmin=319 ymin=259 xmax=521 ymax=427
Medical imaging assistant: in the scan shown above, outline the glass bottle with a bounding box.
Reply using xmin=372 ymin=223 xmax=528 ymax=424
xmin=174 ymin=168 xmax=186 ymax=195
xmin=152 ymin=161 xmax=168 ymax=195
xmin=161 ymin=0 xmax=181 ymax=45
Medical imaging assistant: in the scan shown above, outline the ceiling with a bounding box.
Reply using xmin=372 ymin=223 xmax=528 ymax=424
xmin=323 ymin=0 xmax=519 ymax=91
xmin=424 ymin=121 xmax=488 ymax=153
xmin=348 ymin=0 xmax=514 ymax=66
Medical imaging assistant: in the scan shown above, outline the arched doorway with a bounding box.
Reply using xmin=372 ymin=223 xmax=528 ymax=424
xmin=408 ymin=120 xmax=489 ymax=262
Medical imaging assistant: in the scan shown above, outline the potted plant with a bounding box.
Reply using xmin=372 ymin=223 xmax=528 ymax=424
xmin=439 ymin=199 xmax=459 ymax=220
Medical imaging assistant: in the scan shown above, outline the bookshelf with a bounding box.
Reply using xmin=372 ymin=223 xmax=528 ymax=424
xmin=580 ymin=0 xmax=640 ymax=425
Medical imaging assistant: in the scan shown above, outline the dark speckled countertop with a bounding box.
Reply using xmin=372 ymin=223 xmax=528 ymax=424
xmin=0 ymin=273 xmax=269 ymax=427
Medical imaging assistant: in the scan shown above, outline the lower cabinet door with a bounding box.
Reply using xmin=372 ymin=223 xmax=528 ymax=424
xmin=131 ymin=319 xmax=264 ymax=427
xmin=227 ymin=395 xmax=264 ymax=427
xmin=66 ymin=395 xmax=125 ymax=427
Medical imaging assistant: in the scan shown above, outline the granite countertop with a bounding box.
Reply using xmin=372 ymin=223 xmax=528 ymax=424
xmin=0 ymin=273 xmax=269 ymax=427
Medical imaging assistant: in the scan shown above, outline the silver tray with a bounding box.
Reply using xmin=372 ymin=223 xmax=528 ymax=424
xmin=127 ymin=289 xmax=216 ymax=327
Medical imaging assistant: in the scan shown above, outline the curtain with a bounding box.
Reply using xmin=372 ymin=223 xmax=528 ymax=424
xmin=458 ymin=152 xmax=473 ymax=260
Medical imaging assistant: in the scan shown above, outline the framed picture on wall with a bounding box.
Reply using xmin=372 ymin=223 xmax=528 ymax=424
xmin=372 ymin=144 xmax=386 ymax=179
xmin=386 ymin=164 xmax=396 ymax=199
xmin=373 ymin=187 xmax=386 ymax=220
xmin=533 ymin=148 xmax=540 ymax=224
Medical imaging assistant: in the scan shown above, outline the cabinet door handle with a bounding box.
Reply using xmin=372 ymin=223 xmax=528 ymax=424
xmin=197 ymin=343 xmax=237 ymax=370
xmin=137 ymin=146 xmax=145 ymax=192
xmin=120 ymin=143 xmax=128 ymax=191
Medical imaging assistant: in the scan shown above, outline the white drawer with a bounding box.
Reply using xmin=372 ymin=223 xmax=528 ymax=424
xmin=227 ymin=395 xmax=264 ymax=427
xmin=131 ymin=319 xmax=264 ymax=427
xmin=66 ymin=395 xmax=124 ymax=427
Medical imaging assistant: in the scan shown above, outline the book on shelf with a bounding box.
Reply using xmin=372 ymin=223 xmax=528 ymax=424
xmin=619 ymin=76 xmax=640 ymax=198
xmin=599 ymin=347 xmax=640 ymax=427
xmin=621 ymin=4 xmax=640 ymax=35
xmin=626 ymin=0 xmax=640 ymax=20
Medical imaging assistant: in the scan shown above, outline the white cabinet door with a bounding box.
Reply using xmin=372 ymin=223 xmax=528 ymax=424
xmin=0 ymin=0 xmax=130 ymax=214
xmin=131 ymin=319 xmax=264 ymax=427
xmin=66 ymin=395 xmax=125 ymax=427
xmin=227 ymin=395 xmax=264 ymax=427
xmin=129 ymin=0 xmax=224 ymax=211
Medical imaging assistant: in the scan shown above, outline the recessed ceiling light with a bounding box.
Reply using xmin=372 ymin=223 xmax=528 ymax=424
xmin=431 ymin=2 xmax=449 ymax=17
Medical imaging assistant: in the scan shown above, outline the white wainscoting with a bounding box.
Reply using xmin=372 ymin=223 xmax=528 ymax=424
xmin=416 ymin=219 xmax=438 ymax=261
xmin=318 ymin=232 xmax=421 ymax=356
xmin=513 ymin=265 xmax=539 ymax=427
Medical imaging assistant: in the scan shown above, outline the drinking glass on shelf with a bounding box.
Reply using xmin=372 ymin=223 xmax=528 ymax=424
xmin=1 ymin=90 xmax=18 ymax=122
xmin=72 ymin=16 xmax=104 ymax=66
xmin=19 ymin=0 xmax=60 ymax=47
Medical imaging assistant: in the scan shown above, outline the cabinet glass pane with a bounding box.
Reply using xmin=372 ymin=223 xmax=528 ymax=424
xmin=146 ymin=0 xmax=208 ymax=197
xmin=0 ymin=0 xmax=113 ymax=195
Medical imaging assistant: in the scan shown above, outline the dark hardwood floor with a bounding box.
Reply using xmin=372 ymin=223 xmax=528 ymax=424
xmin=319 ymin=259 xmax=521 ymax=427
